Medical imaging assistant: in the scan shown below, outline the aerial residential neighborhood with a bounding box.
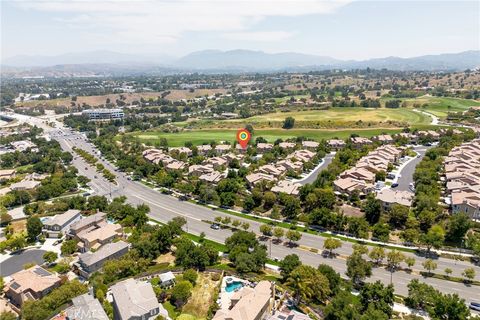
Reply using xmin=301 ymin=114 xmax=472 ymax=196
xmin=1 ymin=1 xmax=480 ymax=320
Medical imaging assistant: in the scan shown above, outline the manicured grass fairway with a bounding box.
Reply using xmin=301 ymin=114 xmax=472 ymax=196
xmin=394 ymin=97 xmax=480 ymax=118
xmin=233 ymin=107 xmax=431 ymax=125
xmin=131 ymin=128 xmax=405 ymax=147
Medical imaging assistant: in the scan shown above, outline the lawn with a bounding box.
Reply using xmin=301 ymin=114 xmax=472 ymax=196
xmin=130 ymin=127 xmax=404 ymax=147
xmin=181 ymin=273 xmax=221 ymax=319
xmin=235 ymin=107 xmax=431 ymax=125
xmin=390 ymin=96 xmax=480 ymax=118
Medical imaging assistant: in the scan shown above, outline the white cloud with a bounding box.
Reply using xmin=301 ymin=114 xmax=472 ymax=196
xmin=12 ymin=0 xmax=352 ymax=44
xmin=223 ymin=31 xmax=294 ymax=42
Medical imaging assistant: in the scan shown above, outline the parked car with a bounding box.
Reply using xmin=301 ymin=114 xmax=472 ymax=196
xmin=470 ymin=302 xmax=480 ymax=312
xmin=391 ymin=183 xmax=399 ymax=188
xmin=210 ymin=223 xmax=220 ymax=230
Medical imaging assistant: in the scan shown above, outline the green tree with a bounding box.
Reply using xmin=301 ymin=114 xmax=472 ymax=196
xmin=432 ymin=293 xmax=470 ymax=320
xmin=372 ymin=223 xmax=390 ymax=242
xmin=323 ymin=238 xmax=342 ymax=257
xmin=279 ymin=254 xmax=301 ymax=280
xmin=462 ymin=267 xmax=476 ymax=283
xmin=241 ymin=222 xmax=250 ymax=230
xmin=26 ymin=216 xmax=43 ymax=241
xmin=286 ymin=230 xmax=302 ymax=245
xmin=324 ymin=291 xmax=361 ymax=320
xmin=259 ymin=224 xmax=273 ymax=237
xmin=42 ymin=251 xmax=58 ymax=264
xmin=318 ymin=264 xmax=341 ymax=295
xmin=445 ymin=213 xmax=471 ymax=243
xmin=232 ymin=219 xmax=241 ymax=228
xmin=273 ymin=227 xmax=284 ymax=242
xmin=286 ymin=265 xmax=331 ymax=305
xmin=282 ymin=117 xmax=295 ymax=129
xmin=359 ymin=281 xmax=394 ymax=317
xmin=422 ymin=259 xmax=437 ymax=276
xmin=368 ymin=247 xmax=386 ymax=266
xmin=183 ymin=269 xmax=198 ymax=285
xmin=61 ymin=239 xmax=77 ymax=255
xmin=421 ymin=225 xmax=445 ymax=256
xmin=346 ymin=252 xmax=372 ymax=287
xmin=386 ymin=250 xmax=405 ymax=272
xmin=388 ymin=204 xmax=409 ymax=229
xmin=363 ymin=193 xmax=382 ymax=225
xmin=352 ymin=244 xmax=368 ymax=255
xmin=444 ymin=267 xmax=453 ymax=277
xmin=405 ymin=257 xmax=416 ymax=270
xmin=0 ymin=312 xmax=17 ymax=320
xmin=171 ymin=280 xmax=193 ymax=308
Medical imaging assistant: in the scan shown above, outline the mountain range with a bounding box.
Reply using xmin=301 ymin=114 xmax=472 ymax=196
xmin=2 ymin=50 xmax=479 ymax=76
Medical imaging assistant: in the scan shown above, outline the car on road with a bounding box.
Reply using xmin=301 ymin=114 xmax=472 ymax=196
xmin=210 ymin=223 xmax=220 ymax=230
xmin=83 ymin=192 xmax=91 ymax=196
xmin=391 ymin=183 xmax=399 ymax=188
xmin=470 ymin=302 xmax=480 ymax=312
xmin=84 ymin=167 xmax=88 ymax=170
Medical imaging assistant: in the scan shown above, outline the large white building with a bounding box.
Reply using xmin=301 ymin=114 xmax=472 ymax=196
xmin=82 ymin=108 xmax=124 ymax=121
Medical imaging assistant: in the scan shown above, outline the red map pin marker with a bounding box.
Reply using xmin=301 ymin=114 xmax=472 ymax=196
xmin=236 ymin=128 xmax=251 ymax=149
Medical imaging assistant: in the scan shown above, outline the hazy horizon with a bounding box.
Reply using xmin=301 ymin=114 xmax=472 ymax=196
xmin=1 ymin=0 xmax=479 ymax=61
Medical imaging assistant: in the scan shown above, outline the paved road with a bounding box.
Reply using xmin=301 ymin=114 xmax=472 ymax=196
xmin=4 ymin=113 xmax=480 ymax=304
xmin=1 ymin=249 xmax=46 ymax=276
xmin=296 ymin=153 xmax=334 ymax=185
xmin=396 ymin=146 xmax=430 ymax=192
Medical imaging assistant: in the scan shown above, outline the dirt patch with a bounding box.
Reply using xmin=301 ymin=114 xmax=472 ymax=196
xmin=181 ymin=272 xmax=221 ymax=319
xmin=10 ymin=219 xmax=27 ymax=233
xmin=155 ymin=252 xmax=176 ymax=266
xmin=339 ymin=204 xmax=364 ymax=218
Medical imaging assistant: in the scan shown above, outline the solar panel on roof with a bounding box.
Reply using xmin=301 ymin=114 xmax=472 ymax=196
xmin=10 ymin=282 xmax=20 ymax=290
xmin=33 ymin=267 xmax=51 ymax=276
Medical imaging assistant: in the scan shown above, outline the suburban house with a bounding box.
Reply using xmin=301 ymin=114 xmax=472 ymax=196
xmin=11 ymin=140 xmax=38 ymax=152
xmin=169 ymin=147 xmax=192 ymax=157
xmin=271 ymin=180 xmax=301 ymax=196
xmin=188 ymin=164 xmax=215 ymax=177
xmin=42 ymin=209 xmax=82 ymax=238
xmin=197 ymin=144 xmax=212 ymax=155
xmin=301 ymin=140 xmax=319 ymax=150
xmin=259 ymin=164 xmax=286 ymax=178
xmin=199 ymin=171 xmax=227 ymax=184
xmin=207 ymin=156 xmax=228 ymax=169
xmin=333 ymin=177 xmax=374 ymax=196
xmin=444 ymin=139 xmax=480 ymax=220
xmin=395 ymin=132 xmax=418 ymax=143
xmin=277 ymin=159 xmax=303 ymax=172
xmin=165 ymin=160 xmax=186 ymax=171
xmin=4 ymin=266 xmax=62 ymax=307
xmin=10 ymin=179 xmax=41 ymax=191
xmin=340 ymin=168 xmax=376 ymax=183
xmin=158 ymin=271 xmax=176 ymax=288
xmin=75 ymin=241 xmax=130 ymax=278
xmin=68 ymin=212 xmax=107 ymax=237
xmin=278 ymin=142 xmax=296 ymax=150
xmin=373 ymin=134 xmax=394 ymax=144
xmin=288 ymin=149 xmax=316 ymax=162
xmin=327 ymin=139 xmax=346 ymax=150
xmin=213 ymin=281 xmax=273 ymax=320
xmin=376 ymin=189 xmax=414 ymax=210
xmin=350 ymin=136 xmax=373 ymax=147
xmin=215 ymin=144 xmax=231 ymax=155
xmin=269 ymin=310 xmax=312 ymax=320
xmin=111 ymin=278 xmax=170 ymax=320
xmin=245 ymin=172 xmax=276 ymax=186
xmin=76 ymin=223 xmax=123 ymax=252
xmin=64 ymin=292 xmax=109 ymax=320
xmin=0 ymin=169 xmax=15 ymax=181
xmin=256 ymin=143 xmax=274 ymax=153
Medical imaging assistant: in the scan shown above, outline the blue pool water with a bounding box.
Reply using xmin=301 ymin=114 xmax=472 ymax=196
xmin=225 ymin=281 xmax=243 ymax=292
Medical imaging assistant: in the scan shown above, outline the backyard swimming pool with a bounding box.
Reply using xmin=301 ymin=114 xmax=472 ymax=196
xmin=225 ymin=281 xmax=244 ymax=292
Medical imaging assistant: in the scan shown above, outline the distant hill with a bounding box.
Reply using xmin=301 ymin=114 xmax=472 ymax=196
xmin=174 ymin=49 xmax=342 ymax=70
xmin=2 ymin=50 xmax=479 ymax=77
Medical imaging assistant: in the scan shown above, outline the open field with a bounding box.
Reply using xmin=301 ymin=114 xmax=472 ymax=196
xmin=181 ymin=273 xmax=220 ymax=319
xmin=131 ymin=128 xmax=408 ymax=147
xmin=15 ymin=89 xmax=227 ymax=108
xmin=236 ymin=107 xmax=431 ymax=124
xmin=381 ymin=96 xmax=480 ymax=118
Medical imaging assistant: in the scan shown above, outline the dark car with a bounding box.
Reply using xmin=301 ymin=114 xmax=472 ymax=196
xmin=391 ymin=183 xmax=399 ymax=188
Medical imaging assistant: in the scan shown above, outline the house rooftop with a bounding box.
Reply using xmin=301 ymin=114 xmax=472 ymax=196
xmin=110 ymin=278 xmax=159 ymax=320
xmin=78 ymin=241 xmax=129 ymax=267
xmin=43 ymin=210 xmax=81 ymax=227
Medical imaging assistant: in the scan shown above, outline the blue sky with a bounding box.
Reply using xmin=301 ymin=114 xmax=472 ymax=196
xmin=1 ymin=0 xmax=479 ymax=60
